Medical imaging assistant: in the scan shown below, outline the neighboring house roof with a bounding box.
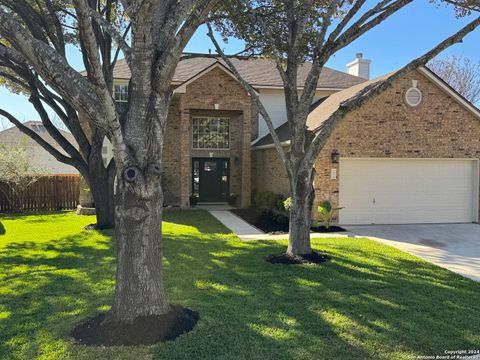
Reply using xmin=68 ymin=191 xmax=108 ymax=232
xmin=0 ymin=121 xmax=78 ymax=174
xmin=110 ymin=53 xmax=366 ymax=90
xmin=252 ymin=66 xmax=480 ymax=148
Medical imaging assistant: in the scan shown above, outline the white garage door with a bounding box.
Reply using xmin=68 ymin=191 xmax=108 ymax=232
xmin=339 ymin=159 xmax=477 ymax=225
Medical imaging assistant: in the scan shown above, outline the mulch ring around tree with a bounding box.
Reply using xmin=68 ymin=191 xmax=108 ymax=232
xmin=71 ymin=305 xmax=199 ymax=346
xmin=266 ymin=251 xmax=330 ymax=265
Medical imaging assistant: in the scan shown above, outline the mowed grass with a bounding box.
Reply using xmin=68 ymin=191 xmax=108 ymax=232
xmin=0 ymin=211 xmax=479 ymax=360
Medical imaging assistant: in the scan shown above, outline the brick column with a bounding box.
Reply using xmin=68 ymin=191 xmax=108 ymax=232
xmin=240 ymin=106 xmax=252 ymax=208
xmin=179 ymin=96 xmax=191 ymax=208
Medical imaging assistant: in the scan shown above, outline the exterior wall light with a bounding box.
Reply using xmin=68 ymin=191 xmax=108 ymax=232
xmin=331 ymin=150 xmax=340 ymax=164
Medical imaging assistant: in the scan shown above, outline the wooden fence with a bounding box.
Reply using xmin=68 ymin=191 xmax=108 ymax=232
xmin=0 ymin=175 xmax=80 ymax=213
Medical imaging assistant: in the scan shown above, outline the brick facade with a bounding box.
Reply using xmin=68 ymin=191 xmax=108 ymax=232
xmin=162 ymin=66 xmax=257 ymax=208
xmin=251 ymin=147 xmax=290 ymax=197
xmin=252 ymin=69 xmax=480 ymax=222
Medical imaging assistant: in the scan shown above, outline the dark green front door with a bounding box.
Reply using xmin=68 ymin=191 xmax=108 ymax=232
xmin=192 ymin=158 xmax=230 ymax=202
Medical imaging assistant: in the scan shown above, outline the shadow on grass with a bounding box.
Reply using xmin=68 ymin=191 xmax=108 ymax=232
xmin=0 ymin=221 xmax=4 ymax=235
xmin=0 ymin=229 xmax=115 ymax=359
xmin=157 ymin=211 xmax=480 ymax=359
xmin=0 ymin=210 xmax=479 ymax=360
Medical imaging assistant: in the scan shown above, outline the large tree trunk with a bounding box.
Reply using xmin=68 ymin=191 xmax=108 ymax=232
xmin=84 ymin=151 xmax=116 ymax=228
xmin=108 ymin=173 xmax=170 ymax=323
xmin=287 ymin=166 xmax=315 ymax=256
xmin=89 ymin=172 xmax=115 ymax=228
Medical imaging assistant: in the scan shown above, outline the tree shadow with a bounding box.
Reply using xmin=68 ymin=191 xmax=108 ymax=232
xmin=1 ymin=210 xmax=479 ymax=359
xmin=155 ymin=211 xmax=480 ymax=359
xmin=0 ymin=220 xmax=5 ymax=235
xmin=0 ymin=229 xmax=115 ymax=359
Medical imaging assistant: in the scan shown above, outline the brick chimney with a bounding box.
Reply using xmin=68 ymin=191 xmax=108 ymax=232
xmin=346 ymin=53 xmax=371 ymax=80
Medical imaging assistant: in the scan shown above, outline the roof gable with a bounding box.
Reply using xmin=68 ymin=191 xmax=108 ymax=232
xmin=173 ymin=61 xmax=249 ymax=94
xmin=253 ymin=66 xmax=480 ymax=148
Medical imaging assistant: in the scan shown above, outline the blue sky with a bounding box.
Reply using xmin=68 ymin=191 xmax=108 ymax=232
xmin=0 ymin=1 xmax=479 ymax=122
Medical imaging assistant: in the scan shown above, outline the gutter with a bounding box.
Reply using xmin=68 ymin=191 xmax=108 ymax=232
xmin=251 ymin=141 xmax=290 ymax=150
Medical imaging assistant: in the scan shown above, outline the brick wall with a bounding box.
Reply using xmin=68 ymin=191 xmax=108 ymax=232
xmin=252 ymin=69 xmax=480 ymax=222
xmin=162 ymin=66 xmax=257 ymax=208
xmin=251 ymin=147 xmax=290 ymax=197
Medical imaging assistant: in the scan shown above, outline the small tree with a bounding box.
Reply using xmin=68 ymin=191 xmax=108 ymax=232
xmin=0 ymin=138 xmax=46 ymax=211
xmin=428 ymin=55 xmax=480 ymax=104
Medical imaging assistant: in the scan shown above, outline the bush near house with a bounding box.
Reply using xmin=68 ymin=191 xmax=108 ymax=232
xmin=253 ymin=191 xmax=286 ymax=212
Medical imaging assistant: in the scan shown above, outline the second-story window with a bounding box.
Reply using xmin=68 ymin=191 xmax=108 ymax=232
xmin=192 ymin=117 xmax=230 ymax=149
xmin=114 ymin=84 xmax=128 ymax=102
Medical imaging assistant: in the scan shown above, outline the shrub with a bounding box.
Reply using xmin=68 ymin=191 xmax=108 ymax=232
xmin=317 ymin=200 xmax=343 ymax=229
xmin=283 ymin=197 xmax=292 ymax=213
xmin=254 ymin=191 xmax=285 ymax=212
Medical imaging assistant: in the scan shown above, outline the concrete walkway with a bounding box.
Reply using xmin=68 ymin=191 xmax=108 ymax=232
xmin=208 ymin=210 xmax=353 ymax=241
xmin=345 ymin=224 xmax=480 ymax=282
xmin=209 ymin=210 xmax=264 ymax=240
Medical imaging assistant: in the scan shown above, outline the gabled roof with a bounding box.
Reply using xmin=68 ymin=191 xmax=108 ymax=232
xmin=110 ymin=53 xmax=367 ymax=90
xmin=252 ymin=66 xmax=480 ymax=148
xmin=0 ymin=121 xmax=77 ymax=148
xmin=306 ymin=66 xmax=480 ymax=133
xmin=173 ymin=61 xmax=250 ymax=94
xmin=306 ymin=71 xmax=396 ymax=132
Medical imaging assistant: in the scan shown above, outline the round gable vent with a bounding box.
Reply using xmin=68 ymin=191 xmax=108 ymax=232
xmin=405 ymin=87 xmax=422 ymax=107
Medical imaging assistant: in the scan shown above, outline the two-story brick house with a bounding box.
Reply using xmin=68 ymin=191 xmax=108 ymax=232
xmin=109 ymin=54 xmax=365 ymax=209
xmin=109 ymin=53 xmax=480 ymax=225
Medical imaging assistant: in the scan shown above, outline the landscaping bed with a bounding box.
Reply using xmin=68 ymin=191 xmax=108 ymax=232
xmin=231 ymin=208 xmax=346 ymax=234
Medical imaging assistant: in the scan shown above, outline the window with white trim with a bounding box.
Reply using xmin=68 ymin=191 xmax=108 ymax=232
xmin=192 ymin=117 xmax=230 ymax=149
xmin=114 ymin=84 xmax=128 ymax=102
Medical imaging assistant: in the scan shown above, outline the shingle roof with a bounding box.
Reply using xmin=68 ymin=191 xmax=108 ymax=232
xmin=111 ymin=54 xmax=366 ymax=90
xmin=306 ymin=72 xmax=395 ymax=132
xmin=253 ymin=66 xmax=480 ymax=148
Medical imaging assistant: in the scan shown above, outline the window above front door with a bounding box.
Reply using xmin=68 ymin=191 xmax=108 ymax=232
xmin=192 ymin=117 xmax=230 ymax=149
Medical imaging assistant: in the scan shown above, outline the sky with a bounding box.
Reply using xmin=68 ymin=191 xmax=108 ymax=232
xmin=0 ymin=1 xmax=479 ymax=123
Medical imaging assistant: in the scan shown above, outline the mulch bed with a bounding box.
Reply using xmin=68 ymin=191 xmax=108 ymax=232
xmin=71 ymin=305 xmax=199 ymax=346
xmin=266 ymin=251 xmax=330 ymax=265
xmin=231 ymin=208 xmax=289 ymax=233
xmin=231 ymin=209 xmax=346 ymax=234
xmin=310 ymin=225 xmax=346 ymax=233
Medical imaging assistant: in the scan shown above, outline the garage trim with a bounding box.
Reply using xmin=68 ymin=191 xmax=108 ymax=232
xmin=338 ymin=157 xmax=479 ymax=225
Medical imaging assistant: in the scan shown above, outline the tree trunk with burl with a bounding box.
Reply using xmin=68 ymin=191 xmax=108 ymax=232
xmin=0 ymin=0 xmax=217 ymax=343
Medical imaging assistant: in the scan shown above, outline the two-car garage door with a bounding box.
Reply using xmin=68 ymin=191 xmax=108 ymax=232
xmin=339 ymin=159 xmax=478 ymax=225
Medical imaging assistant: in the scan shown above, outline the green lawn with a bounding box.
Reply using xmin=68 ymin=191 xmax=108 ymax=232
xmin=0 ymin=211 xmax=479 ymax=360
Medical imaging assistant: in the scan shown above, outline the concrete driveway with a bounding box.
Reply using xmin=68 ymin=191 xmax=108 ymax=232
xmin=344 ymin=224 xmax=480 ymax=282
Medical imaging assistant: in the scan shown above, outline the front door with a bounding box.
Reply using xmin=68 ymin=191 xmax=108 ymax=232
xmin=192 ymin=158 xmax=230 ymax=202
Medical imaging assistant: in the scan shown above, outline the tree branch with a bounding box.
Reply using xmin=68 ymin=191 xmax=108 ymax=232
xmin=0 ymin=6 xmax=107 ymax=129
xmin=85 ymin=4 xmax=132 ymax=66
xmin=207 ymin=23 xmax=287 ymax=163
xmin=0 ymin=109 xmax=82 ymax=169
xmin=305 ymin=15 xmax=480 ymax=166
